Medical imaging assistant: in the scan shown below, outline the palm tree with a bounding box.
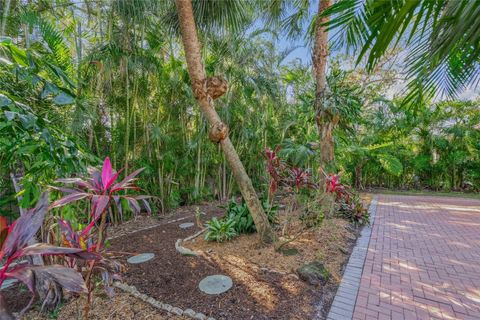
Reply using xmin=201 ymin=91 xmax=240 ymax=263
xmin=262 ymin=0 xmax=339 ymax=188
xmin=312 ymin=0 xmax=332 ymax=189
xmin=174 ymin=0 xmax=274 ymax=243
xmin=324 ymin=0 xmax=480 ymax=104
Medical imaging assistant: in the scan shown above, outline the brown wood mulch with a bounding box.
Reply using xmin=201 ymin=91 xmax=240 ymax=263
xmin=110 ymin=207 xmax=321 ymax=320
xmin=3 ymin=199 xmax=366 ymax=319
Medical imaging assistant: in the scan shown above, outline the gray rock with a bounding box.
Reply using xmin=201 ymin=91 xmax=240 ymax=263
xmin=279 ymin=247 xmax=299 ymax=256
xmin=337 ymin=245 xmax=349 ymax=254
xmin=163 ymin=304 xmax=173 ymax=312
xmin=127 ymin=253 xmax=155 ymax=264
xmin=194 ymin=313 xmax=207 ymax=320
xmin=296 ymin=261 xmax=329 ymax=285
xmin=198 ymin=275 xmax=233 ymax=295
xmin=171 ymin=307 xmax=184 ymax=316
xmin=183 ymin=309 xmax=196 ymax=317
xmin=146 ymin=297 xmax=157 ymax=305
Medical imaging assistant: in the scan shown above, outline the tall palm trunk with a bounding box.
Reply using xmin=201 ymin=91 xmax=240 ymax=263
xmin=313 ymin=0 xmax=332 ymax=189
xmin=175 ymin=0 xmax=274 ymax=243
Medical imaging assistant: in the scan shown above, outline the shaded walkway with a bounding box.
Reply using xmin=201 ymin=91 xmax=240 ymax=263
xmin=353 ymin=195 xmax=480 ymax=320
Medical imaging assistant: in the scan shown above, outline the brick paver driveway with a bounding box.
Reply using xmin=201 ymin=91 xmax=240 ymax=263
xmin=353 ymin=195 xmax=480 ymax=320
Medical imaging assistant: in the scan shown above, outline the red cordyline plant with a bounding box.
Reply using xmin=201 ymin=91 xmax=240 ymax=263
xmin=264 ymin=147 xmax=316 ymax=197
xmin=57 ymin=218 xmax=123 ymax=296
xmin=265 ymin=146 xmax=284 ymax=197
xmin=50 ymin=157 xmax=151 ymax=249
xmin=288 ymin=167 xmax=316 ymax=190
xmin=0 ymin=193 xmax=99 ymax=318
xmin=49 ymin=157 xmax=150 ymax=318
xmin=324 ymin=173 xmax=368 ymax=225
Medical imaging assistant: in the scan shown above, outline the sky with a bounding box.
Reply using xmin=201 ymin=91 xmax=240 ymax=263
xmin=267 ymin=6 xmax=480 ymax=102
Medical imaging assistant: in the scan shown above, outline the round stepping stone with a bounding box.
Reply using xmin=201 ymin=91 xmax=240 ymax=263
xmin=179 ymin=222 xmax=194 ymax=229
xmin=127 ymin=253 xmax=155 ymax=264
xmin=198 ymin=275 xmax=233 ymax=295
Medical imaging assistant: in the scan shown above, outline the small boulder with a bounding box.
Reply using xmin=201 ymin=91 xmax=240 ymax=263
xmin=296 ymin=261 xmax=329 ymax=285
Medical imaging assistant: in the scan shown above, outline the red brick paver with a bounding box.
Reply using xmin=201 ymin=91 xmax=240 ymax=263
xmin=353 ymin=195 xmax=480 ymax=320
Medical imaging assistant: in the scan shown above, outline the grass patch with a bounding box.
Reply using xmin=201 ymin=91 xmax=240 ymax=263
xmin=369 ymin=189 xmax=480 ymax=200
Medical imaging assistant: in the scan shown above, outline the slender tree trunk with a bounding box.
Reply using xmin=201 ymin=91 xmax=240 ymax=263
xmin=313 ymin=0 xmax=332 ymax=190
xmin=1 ymin=0 xmax=11 ymax=37
xmin=354 ymin=163 xmax=364 ymax=190
xmin=175 ymin=0 xmax=274 ymax=243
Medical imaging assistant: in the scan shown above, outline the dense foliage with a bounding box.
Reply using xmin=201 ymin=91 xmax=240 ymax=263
xmin=1 ymin=1 xmax=479 ymax=318
xmin=1 ymin=2 xmax=479 ymax=222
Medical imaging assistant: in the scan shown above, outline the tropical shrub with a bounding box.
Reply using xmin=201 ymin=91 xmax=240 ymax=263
xmin=225 ymin=199 xmax=254 ymax=234
xmin=204 ymin=218 xmax=237 ymax=242
xmin=265 ymin=147 xmax=317 ymax=198
xmin=0 ymin=193 xmax=98 ymax=318
xmin=0 ymin=92 xmax=91 ymax=210
xmin=50 ymin=157 xmax=151 ymax=248
xmin=204 ymin=198 xmax=278 ymax=242
xmin=49 ymin=157 xmax=150 ymax=315
xmin=226 ymin=198 xmax=278 ymax=234
xmin=326 ymin=174 xmax=369 ymax=225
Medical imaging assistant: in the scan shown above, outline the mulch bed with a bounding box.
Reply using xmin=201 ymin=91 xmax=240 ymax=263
xmin=110 ymin=203 xmax=321 ymax=320
xmin=2 ymin=199 xmax=367 ymax=319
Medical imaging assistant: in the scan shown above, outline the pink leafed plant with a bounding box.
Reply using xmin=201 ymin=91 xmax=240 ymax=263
xmin=50 ymin=157 xmax=151 ymax=247
xmin=264 ymin=147 xmax=316 ymax=197
xmin=49 ymin=157 xmax=150 ymax=317
xmin=0 ymin=193 xmax=99 ymax=318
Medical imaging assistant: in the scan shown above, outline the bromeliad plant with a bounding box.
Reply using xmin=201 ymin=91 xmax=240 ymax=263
xmin=204 ymin=218 xmax=237 ymax=243
xmin=0 ymin=193 xmax=99 ymax=319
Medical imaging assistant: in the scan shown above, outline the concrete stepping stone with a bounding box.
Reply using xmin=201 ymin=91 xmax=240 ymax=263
xmin=179 ymin=222 xmax=195 ymax=229
xmin=127 ymin=253 xmax=155 ymax=264
xmin=199 ymin=275 xmax=233 ymax=295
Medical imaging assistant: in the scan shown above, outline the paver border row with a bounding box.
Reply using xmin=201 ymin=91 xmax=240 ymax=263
xmin=327 ymin=196 xmax=378 ymax=320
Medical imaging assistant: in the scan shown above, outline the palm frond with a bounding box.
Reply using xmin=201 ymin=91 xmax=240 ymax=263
xmin=21 ymin=11 xmax=74 ymax=77
xmin=325 ymin=0 xmax=480 ymax=104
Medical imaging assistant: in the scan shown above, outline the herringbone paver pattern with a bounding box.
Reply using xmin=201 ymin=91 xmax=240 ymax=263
xmin=353 ymin=195 xmax=480 ymax=320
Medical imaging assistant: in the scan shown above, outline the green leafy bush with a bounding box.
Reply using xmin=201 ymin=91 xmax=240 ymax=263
xmin=204 ymin=198 xmax=278 ymax=242
xmin=204 ymin=218 xmax=237 ymax=242
xmin=226 ymin=198 xmax=278 ymax=234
